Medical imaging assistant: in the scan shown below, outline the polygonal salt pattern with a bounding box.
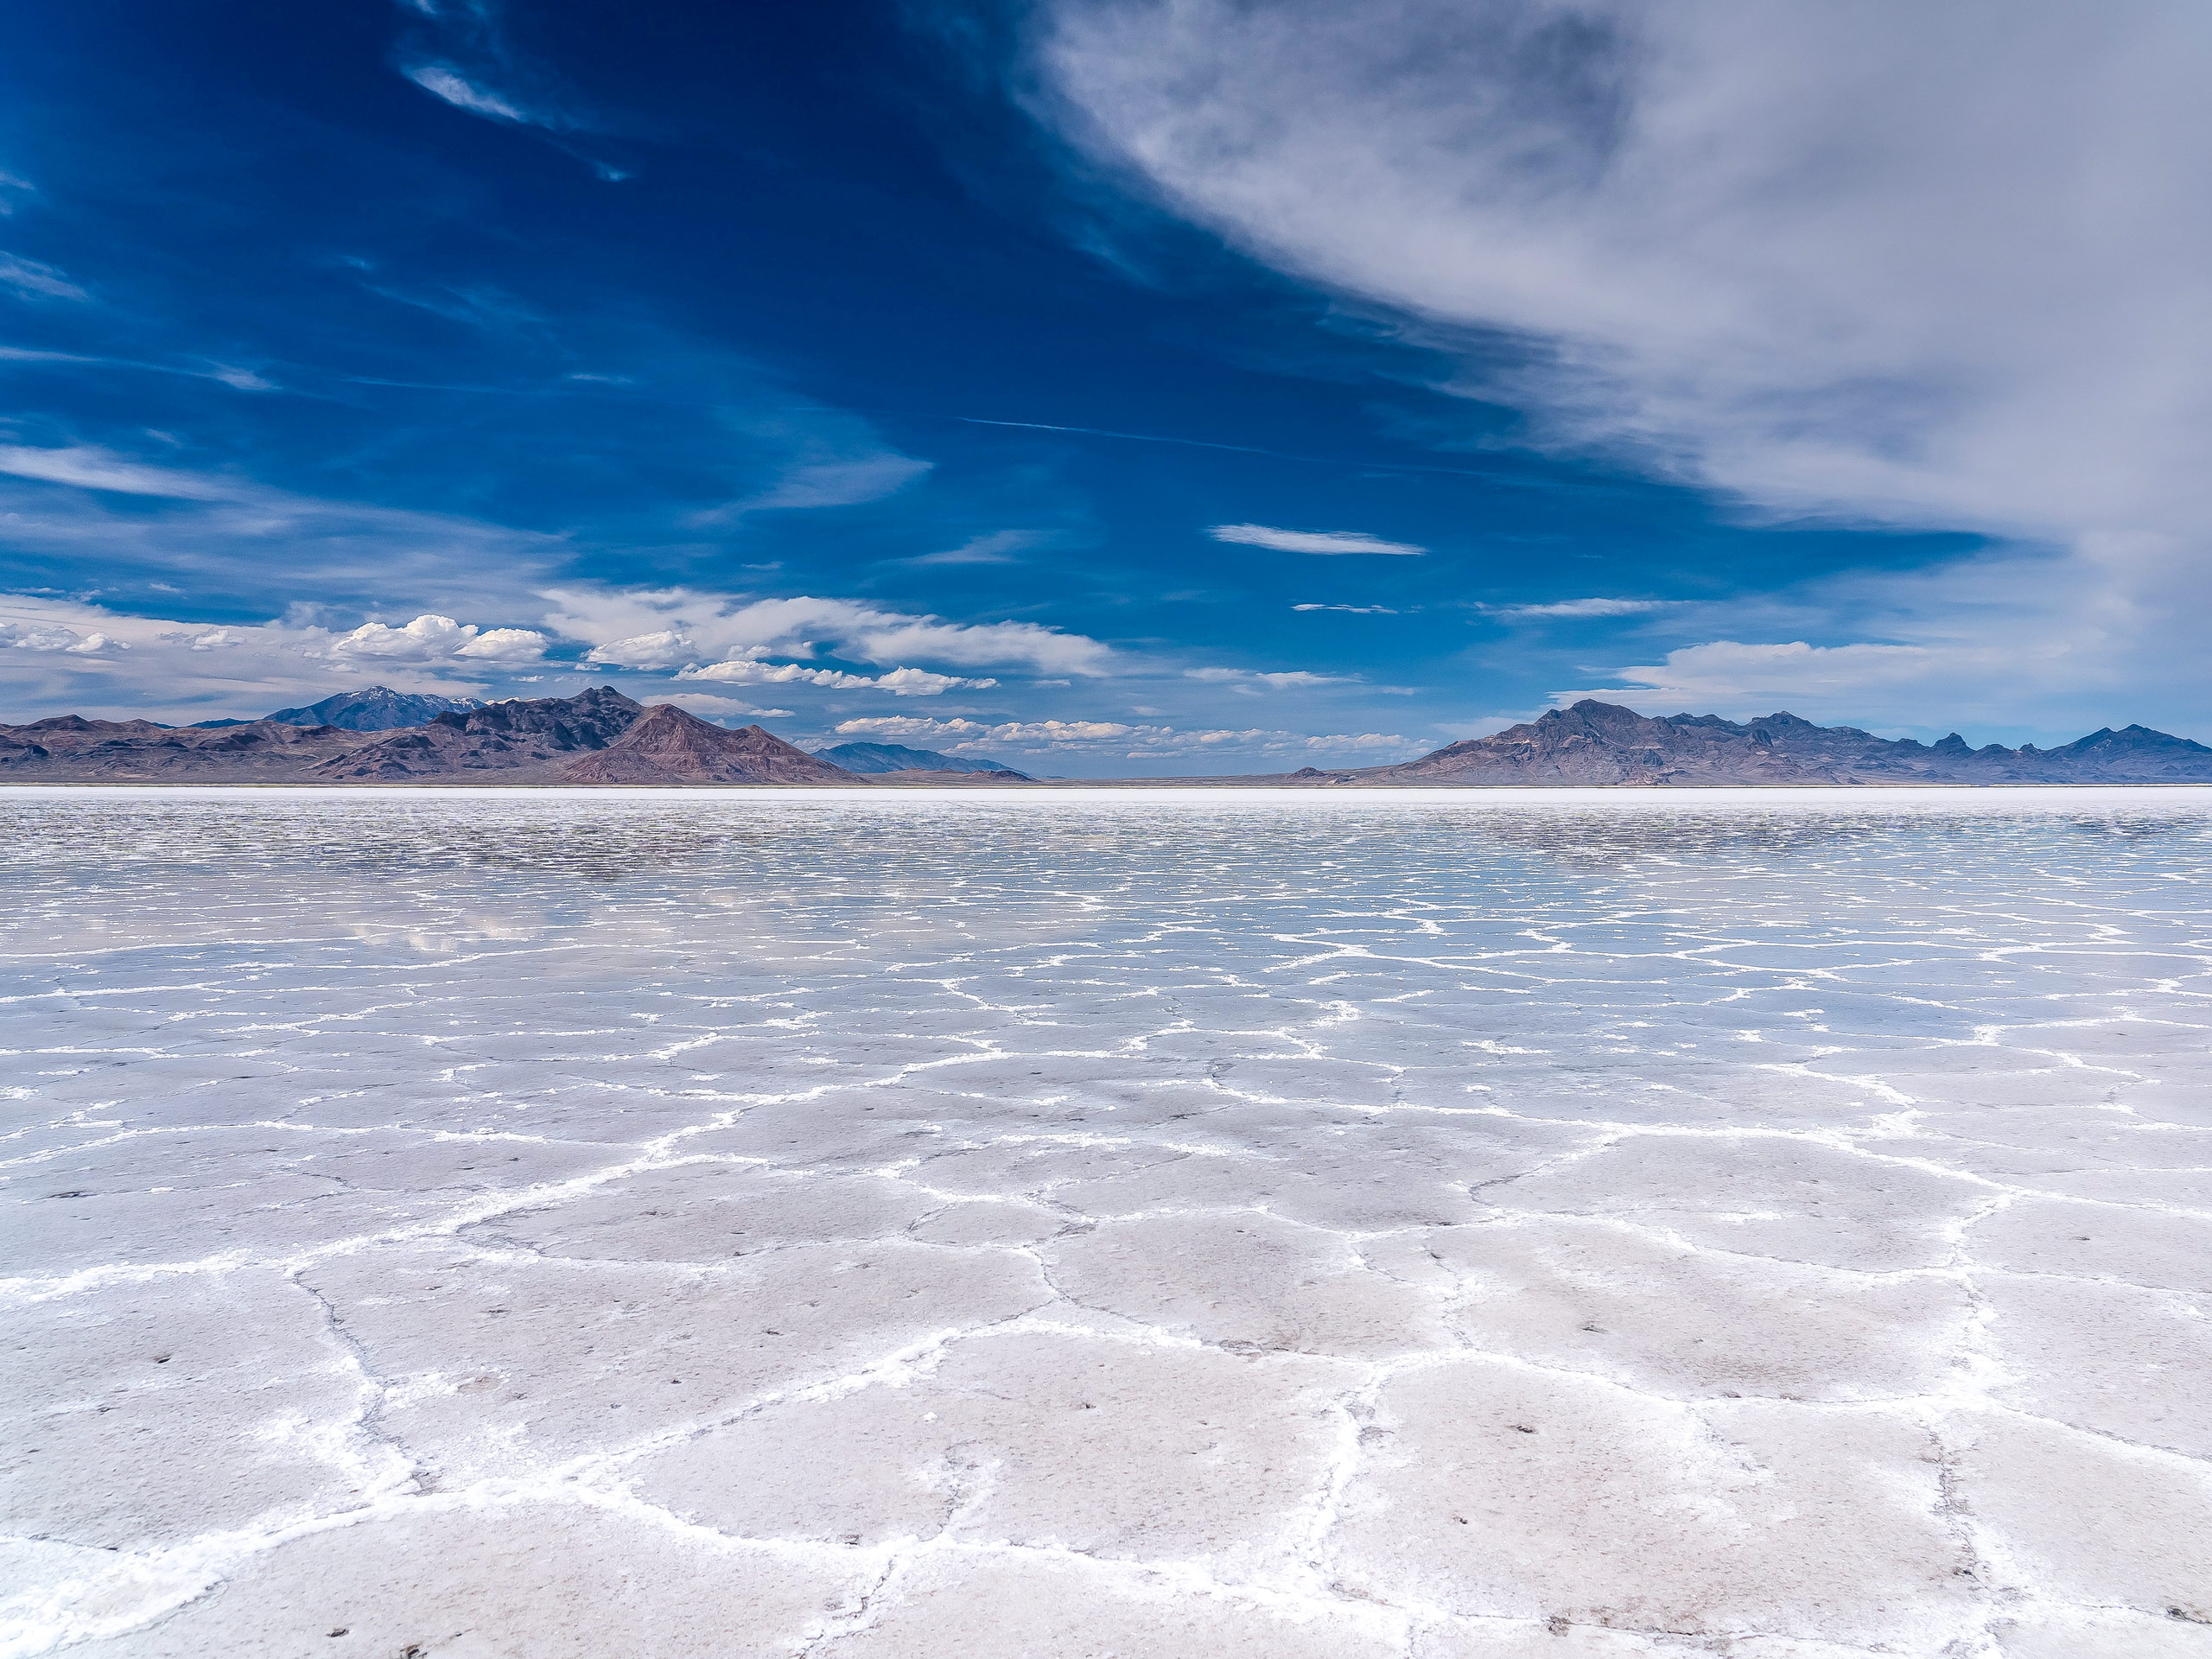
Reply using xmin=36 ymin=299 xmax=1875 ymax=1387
xmin=3 ymin=785 xmax=2209 ymax=1657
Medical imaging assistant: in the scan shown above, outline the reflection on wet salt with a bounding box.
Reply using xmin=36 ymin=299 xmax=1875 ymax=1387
xmin=2 ymin=786 xmax=2209 ymax=1657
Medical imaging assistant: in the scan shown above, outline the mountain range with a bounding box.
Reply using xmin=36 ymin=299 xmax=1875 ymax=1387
xmin=266 ymin=686 xmax=485 ymax=731
xmin=2 ymin=689 xmax=2209 ymax=786
xmin=1304 ymin=700 xmax=2212 ymax=786
xmin=810 ymin=741 xmax=1024 ymax=777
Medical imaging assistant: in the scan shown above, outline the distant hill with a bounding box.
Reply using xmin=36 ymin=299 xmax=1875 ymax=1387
xmin=811 ymin=741 xmax=1021 ymax=775
xmin=7 ymin=690 xmax=2210 ymax=786
xmin=308 ymin=687 xmax=645 ymax=780
xmin=0 ymin=689 xmax=866 ymax=785
xmin=0 ymin=715 xmax=383 ymax=780
xmin=562 ymin=706 xmax=861 ymax=785
xmin=1346 ymin=699 xmax=2212 ymax=785
xmin=267 ymin=686 xmax=486 ymax=731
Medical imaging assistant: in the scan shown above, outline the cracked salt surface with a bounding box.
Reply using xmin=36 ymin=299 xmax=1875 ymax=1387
xmin=3 ymin=785 xmax=2209 ymax=1658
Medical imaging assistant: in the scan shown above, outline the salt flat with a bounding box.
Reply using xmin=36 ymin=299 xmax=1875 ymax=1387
xmin=3 ymin=786 xmax=2209 ymax=1658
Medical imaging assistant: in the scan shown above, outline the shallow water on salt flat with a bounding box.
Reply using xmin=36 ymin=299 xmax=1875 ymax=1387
xmin=3 ymin=787 xmax=2210 ymax=1658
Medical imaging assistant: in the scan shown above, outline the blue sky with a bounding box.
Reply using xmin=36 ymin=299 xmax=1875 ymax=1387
xmin=2 ymin=1 xmax=2205 ymax=772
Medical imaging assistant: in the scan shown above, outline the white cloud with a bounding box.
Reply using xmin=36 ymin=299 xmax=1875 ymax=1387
xmin=457 ymin=626 xmax=550 ymax=663
xmin=1208 ymin=523 xmax=1425 ymax=556
xmin=1039 ymin=1 xmax=2212 ymax=732
xmin=677 ymin=658 xmax=995 ymax=696
xmin=330 ymin=613 xmax=548 ymax=664
xmin=653 ymin=691 xmax=793 ymax=720
xmin=907 ymin=530 xmax=1041 ymax=565
xmin=0 ymin=444 xmax=244 ymax=500
xmin=873 ymin=666 xmax=996 ymax=696
xmin=393 ymin=0 xmax=626 ymax=176
xmin=1294 ymin=603 xmax=1398 ymax=614
xmin=834 ymin=716 xmax=988 ymax=739
xmin=583 ymin=629 xmax=702 ymax=671
xmin=685 ymin=423 xmax=933 ymax=523
xmin=1185 ymin=666 xmax=1351 ymax=690
xmin=1485 ymin=598 xmax=1681 ymax=620
xmin=733 ymin=454 xmax=932 ymax=514
xmin=0 ymin=620 xmax=98 ymax=652
xmin=0 ymin=346 xmax=276 ymax=391
xmin=830 ymin=712 xmax=1421 ymax=761
xmin=0 ymin=595 xmax=552 ymax=722
xmin=1566 ymin=640 xmax=1939 ymax=710
xmin=0 ymin=444 xmax=567 ymax=613
xmin=404 ymin=63 xmax=530 ymax=123
xmin=0 ymin=253 xmax=89 ymax=302
xmin=543 ymin=587 xmax=1116 ymax=677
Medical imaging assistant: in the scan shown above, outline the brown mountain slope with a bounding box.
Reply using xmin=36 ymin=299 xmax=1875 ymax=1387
xmin=308 ymin=687 xmax=644 ymax=781
xmin=0 ymin=715 xmax=377 ymax=780
xmin=1369 ymin=699 xmax=2212 ymax=785
xmin=556 ymin=705 xmax=865 ymax=784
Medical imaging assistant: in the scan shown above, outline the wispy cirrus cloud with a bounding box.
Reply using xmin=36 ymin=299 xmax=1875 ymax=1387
xmin=0 ymin=443 xmax=245 ymax=500
xmin=1208 ymin=523 xmax=1425 ymax=556
xmin=1185 ymin=665 xmax=1351 ymax=690
xmin=0 ymin=346 xmax=276 ymax=391
xmin=0 ymin=253 xmax=88 ymax=302
xmin=1484 ymin=597 xmax=1683 ymax=620
xmin=693 ymin=451 xmax=932 ymax=520
xmin=0 ymin=442 xmax=565 ymax=613
xmin=393 ymin=0 xmax=631 ymax=177
xmin=403 ymin=63 xmax=531 ymax=124
xmin=905 ymin=530 xmax=1045 ymax=566
xmin=831 ymin=713 xmax=1421 ymax=763
xmin=1293 ymin=602 xmax=1398 ymax=614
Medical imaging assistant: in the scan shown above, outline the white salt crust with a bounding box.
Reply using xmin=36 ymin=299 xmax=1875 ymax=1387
xmin=2 ymin=786 xmax=2209 ymax=1657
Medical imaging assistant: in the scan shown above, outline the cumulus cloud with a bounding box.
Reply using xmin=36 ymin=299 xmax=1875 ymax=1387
xmin=1 ymin=620 xmax=106 ymax=652
xmin=833 ymin=716 xmax=988 ymax=740
xmin=1039 ymin=0 xmax=2212 ymax=731
xmin=0 ymin=595 xmax=552 ymax=722
xmin=1208 ymin=523 xmax=1425 ymax=556
xmin=543 ymin=587 xmax=1116 ymax=677
xmin=583 ymin=629 xmax=701 ymax=671
xmin=331 ymin=613 xmax=548 ymax=664
xmin=678 ymin=658 xmax=995 ymax=696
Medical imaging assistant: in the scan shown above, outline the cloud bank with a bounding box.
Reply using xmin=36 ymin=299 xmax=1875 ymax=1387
xmin=832 ymin=714 xmax=1418 ymax=763
xmin=545 ymin=588 xmax=1116 ymax=678
xmin=1039 ymin=0 xmax=2212 ymax=728
xmin=0 ymin=596 xmax=553 ymax=721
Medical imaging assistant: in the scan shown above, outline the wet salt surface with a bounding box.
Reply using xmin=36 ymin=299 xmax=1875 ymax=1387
xmin=3 ymin=785 xmax=2210 ymax=1658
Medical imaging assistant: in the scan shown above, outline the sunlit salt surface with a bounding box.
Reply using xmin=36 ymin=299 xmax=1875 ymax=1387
xmin=4 ymin=786 xmax=2211 ymax=1658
